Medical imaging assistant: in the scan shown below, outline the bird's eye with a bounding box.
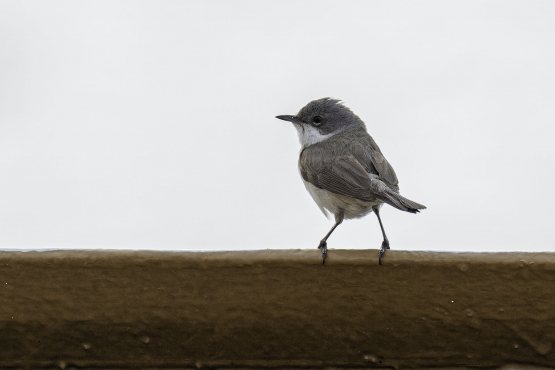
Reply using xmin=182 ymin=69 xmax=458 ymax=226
xmin=312 ymin=116 xmax=323 ymax=126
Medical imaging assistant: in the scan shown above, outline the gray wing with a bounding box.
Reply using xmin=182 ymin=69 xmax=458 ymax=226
xmin=351 ymin=135 xmax=399 ymax=189
xmin=300 ymin=154 xmax=425 ymax=213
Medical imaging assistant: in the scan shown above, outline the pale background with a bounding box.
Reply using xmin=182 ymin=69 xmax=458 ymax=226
xmin=1 ymin=1 xmax=554 ymax=252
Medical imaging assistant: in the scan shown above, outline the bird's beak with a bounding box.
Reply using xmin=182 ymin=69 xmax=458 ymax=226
xmin=276 ymin=115 xmax=305 ymax=125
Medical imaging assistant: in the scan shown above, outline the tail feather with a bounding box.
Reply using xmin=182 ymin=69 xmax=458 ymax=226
xmin=397 ymin=194 xmax=426 ymax=213
xmin=380 ymin=191 xmax=426 ymax=214
xmin=369 ymin=178 xmax=426 ymax=214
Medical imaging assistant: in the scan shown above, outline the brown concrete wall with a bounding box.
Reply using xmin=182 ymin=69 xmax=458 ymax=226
xmin=0 ymin=249 xmax=554 ymax=369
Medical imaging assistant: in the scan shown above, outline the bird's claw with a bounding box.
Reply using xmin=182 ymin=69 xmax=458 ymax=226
xmin=378 ymin=240 xmax=390 ymax=265
xmin=318 ymin=240 xmax=327 ymax=265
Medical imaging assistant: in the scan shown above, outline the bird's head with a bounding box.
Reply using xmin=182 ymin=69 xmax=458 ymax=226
xmin=276 ymin=98 xmax=364 ymax=147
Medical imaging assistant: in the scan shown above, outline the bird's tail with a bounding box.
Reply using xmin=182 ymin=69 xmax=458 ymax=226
xmin=369 ymin=179 xmax=426 ymax=214
xmin=396 ymin=194 xmax=426 ymax=213
xmin=379 ymin=190 xmax=426 ymax=214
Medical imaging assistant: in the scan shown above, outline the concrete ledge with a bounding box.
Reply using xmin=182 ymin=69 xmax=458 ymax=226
xmin=0 ymin=249 xmax=554 ymax=369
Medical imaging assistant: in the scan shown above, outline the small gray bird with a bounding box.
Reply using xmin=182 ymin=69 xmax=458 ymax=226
xmin=276 ymin=98 xmax=425 ymax=265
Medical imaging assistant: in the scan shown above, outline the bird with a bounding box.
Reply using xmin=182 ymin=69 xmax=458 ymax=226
xmin=276 ymin=98 xmax=425 ymax=265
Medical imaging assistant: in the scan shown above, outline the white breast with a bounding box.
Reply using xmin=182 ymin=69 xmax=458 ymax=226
xmin=302 ymin=180 xmax=381 ymax=220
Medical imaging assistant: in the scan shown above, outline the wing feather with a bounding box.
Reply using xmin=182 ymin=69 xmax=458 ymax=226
xmin=351 ymin=137 xmax=399 ymax=189
xmin=300 ymin=151 xmax=426 ymax=213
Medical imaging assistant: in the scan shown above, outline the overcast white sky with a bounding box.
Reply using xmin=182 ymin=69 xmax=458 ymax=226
xmin=1 ymin=1 xmax=554 ymax=252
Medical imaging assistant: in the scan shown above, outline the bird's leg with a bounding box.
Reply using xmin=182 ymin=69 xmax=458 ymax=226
xmin=318 ymin=212 xmax=344 ymax=265
xmin=373 ymin=206 xmax=390 ymax=265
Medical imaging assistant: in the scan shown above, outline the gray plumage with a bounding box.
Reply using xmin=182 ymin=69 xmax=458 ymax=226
xmin=276 ymin=98 xmax=426 ymax=265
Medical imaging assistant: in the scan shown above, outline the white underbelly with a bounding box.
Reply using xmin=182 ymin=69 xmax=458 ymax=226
xmin=302 ymin=180 xmax=382 ymax=219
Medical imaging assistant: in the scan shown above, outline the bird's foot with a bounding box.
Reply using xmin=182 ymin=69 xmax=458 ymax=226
xmin=318 ymin=240 xmax=327 ymax=265
xmin=378 ymin=239 xmax=390 ymax=265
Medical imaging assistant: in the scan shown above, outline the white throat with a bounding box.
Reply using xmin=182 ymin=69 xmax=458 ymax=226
xmin=294 ymin=124 xmax=333 ymax=148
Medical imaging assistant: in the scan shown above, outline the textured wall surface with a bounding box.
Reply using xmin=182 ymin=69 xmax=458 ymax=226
xmin=0 ymin=249 xmax=554 ymax=369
